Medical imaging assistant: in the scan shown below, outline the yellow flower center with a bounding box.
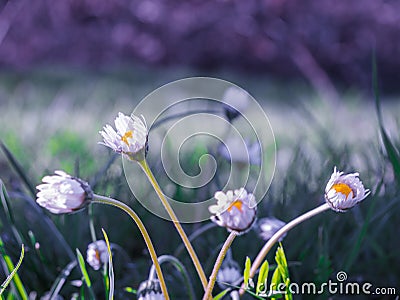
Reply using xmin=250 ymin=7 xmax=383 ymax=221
xmin=227 ymin=200 xmax=243 ymax=212
xmin=95 ymin=249 xmax=100 ymax=261
xmin=332 ymin=183 xmax=353 ymax=198
xmin=121 ymin=130 xmax=133 ymax=146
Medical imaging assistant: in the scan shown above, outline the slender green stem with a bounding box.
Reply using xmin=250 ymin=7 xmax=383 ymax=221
xmin=138 ymin=159 xmax=208 ymax=290
xmin=0 ymin=244 xmax=24 ymax=298
xmin=239 ymin=203 xmax=330 ymax=295
xmin=102 ymin=263 xmax=109 ymax=300
xmin=101 ymin=228 xmax=114 ymax=300
xmin=88 ymin=205 xmax=97 ymax=243
xmin=92 ymin=195 xmax=170 ymax=300
xmin=149 ymin=255 xmax=196 ymax=300
xmin=202 ymin=232 xmax=238 ymax=300
xmin=48 ymin=261 xmax=77 ymax=299
xmin=0 ymin=238 xmax=27 ymax=300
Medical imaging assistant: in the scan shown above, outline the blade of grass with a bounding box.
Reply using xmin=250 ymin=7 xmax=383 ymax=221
xmin=149 ymin=255 xmax=195 ymax=300
xmin=215 ymin=281 xmax=269 ymax=300
xmin=256 ymin=260 xmax=269 ymax=295
xmin=212 ymin=289 xmax=229 ymax=300
xmin=373 ymin=52 xmax=400 ymax=185
xmin=0 ymin=180 xmax=23 ymax=246
xmin=1 ymin=180 xmax=75 ymax=262
xmin=344 ymin=180 xmax=383 ymax=270
xmin=27 ymin=231 xmax=45 ymax=264
xmin=0 ymin=142 xmax=35 ymax=197
xmin=48 ymin=261 xmax=77 ymax=299
xmin=101 ymin=229 xmax=114 ymax=300
xmin=243 ymin=257 xmax=251 ymax=289
xmin=76 ymin=249 xmax=95 ymax=300
xmin=0 ymin=244 xmax=24 ymax=297
xmin=0 ymin=239 xmax=27 ymax=300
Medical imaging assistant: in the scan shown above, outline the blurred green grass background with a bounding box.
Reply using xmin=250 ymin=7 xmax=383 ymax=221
xmin=0 ymin=67 xmax=399 ymax=299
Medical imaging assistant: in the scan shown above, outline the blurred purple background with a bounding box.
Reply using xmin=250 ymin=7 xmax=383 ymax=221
xmin=0 ymin=0 xmax=399 ymax=90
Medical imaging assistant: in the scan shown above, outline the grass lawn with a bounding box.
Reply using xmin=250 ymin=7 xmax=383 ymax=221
xmin=0 ymin=67 xmax=399 ymax=299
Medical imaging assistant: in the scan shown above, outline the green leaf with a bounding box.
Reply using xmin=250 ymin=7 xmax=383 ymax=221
xmin=76 ymin=249 xmax=91 ymax=288
xmin=123 ymin=287 xmax=137 ymax=294
xmin=256 ymin=260 xmax=269 ymax=295
xmin=275 ymin=245 xmax=289 ymax=279
xmin=270 ymin=264 xmax=281 ymax=292
xmin=284 ymin=278 xmax=293 ymax=300
xmin=211 ymin=281 xmax=265 ymax=300
xmin=212 ymin=289 xmax=229 ymax=300
xmin=274 ymin=244 xmax=292 ymax=299
xmin=243 ymin=256 xmax=251 ymax=289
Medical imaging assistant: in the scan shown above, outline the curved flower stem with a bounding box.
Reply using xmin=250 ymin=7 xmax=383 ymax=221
xmin=202 ymin=231 xmax=238 ymax=300
xmin=138 ymin=159 xmax=208 ymax=290
xmin=92 ymin=195 xmax=170 ymax=300
xmin=239 ymin=203 xmax=330 ymax=295
xmin=149 ymin=255 xmax=196 ymax=300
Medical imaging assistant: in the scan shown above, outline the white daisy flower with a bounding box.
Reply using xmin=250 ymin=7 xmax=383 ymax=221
xmin=222 ymin=87 xmax=250 ymax=122
xmin=325 ymin=167 xmax=370 ymax=212
xmin=137 ymin=279 xmax=165 ymax=300
xmin=99 ymin=112 xmax=148 ymax=161
xmin=219 ymin=137 xmax=261 ymax=166
xmin=255 ymin=217 xmax=286 ymax=241
xmin=209 ymin=188 xmax=257 ymax=234
xmin=86 ymin=240 xmax=108 ymax=271
xmin=36 ymin=171 xmax=92 ymax=214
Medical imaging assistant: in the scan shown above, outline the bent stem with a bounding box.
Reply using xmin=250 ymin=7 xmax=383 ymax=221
xmin=138 ymin=159 xmax=208 ymax=290
xmin=240 ymin=203 xmax=330 ymax=295
xmin=149 ymin=255 xmax=196 ymax=300
xmin=92 ymin=195 xmax=170 ymax=300
xmin=202 ymin=231 xmax=238 ymax=300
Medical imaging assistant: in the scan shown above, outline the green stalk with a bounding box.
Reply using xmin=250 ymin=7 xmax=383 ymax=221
xmin=148 ymin=255 xmax=196 ymax=300
xmin=88 ymin=205 xmax=97 ymax=243
xmin=138 ymin=159 xmax=208 ymax=290
xmin=0 ymin=238 xmax=27 ymax=300
xmin=92 ymin=195 xmax=169 ymax=299
xmin=202 ymin=232 xmax=238 ymax=300
xmin=239 ymin=203 xmax=330 ymax=295
xmin=0 ymin=244 xmax=24 ymax=298
xmin=101 ymin=228 xmax=114 ymax=300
